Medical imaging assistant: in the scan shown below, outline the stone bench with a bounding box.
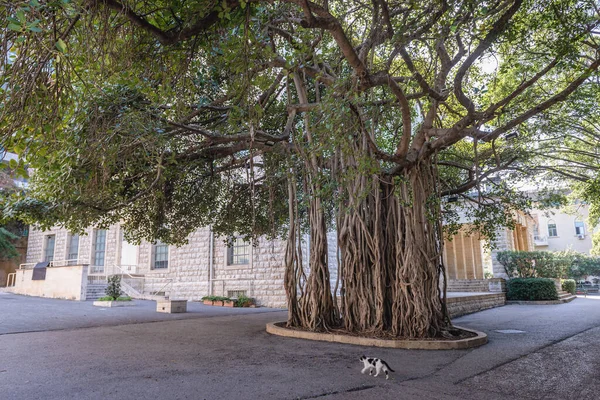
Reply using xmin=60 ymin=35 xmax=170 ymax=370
xmin=156 ymin=299 xmax=188 ymax=313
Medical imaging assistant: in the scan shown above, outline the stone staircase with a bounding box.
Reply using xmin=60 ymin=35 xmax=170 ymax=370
xmin=558 ymin=291 xmax=577 ymax=303
xmin=447 ymin=279 xmax=489 ymax=292
xmin=86 ymin=284 xmax=107 ymax=301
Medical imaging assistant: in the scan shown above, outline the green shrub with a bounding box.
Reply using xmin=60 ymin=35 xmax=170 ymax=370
xmin=201 ymin=295 xmax=230 ymax=302
xmin=561 ymin=279 xmax=576 ymax=295
xmin=557 ymin=250 xmax=600 ymax=280
xmin=105 ymin=275 xmax=122 ymax=300
xmin=97 ymin=295 xmax=132 ymax=301
xmin=506 ymin=278 xmax=559 ymax=301
xmin=235 ymin=295 xmax=254 ymax=307
xmin=497 ymin=251 xmax=569 ymax=278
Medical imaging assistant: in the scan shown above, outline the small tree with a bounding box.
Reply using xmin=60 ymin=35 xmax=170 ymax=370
xmin=105 ymin=276 xmax=122 ymax=301
xmin=0 ymin=227 xmax=19 ymax=260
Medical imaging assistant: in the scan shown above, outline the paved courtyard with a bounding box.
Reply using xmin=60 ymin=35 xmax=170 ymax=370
xmin=2 ymin=292 xmax=600 ymax=400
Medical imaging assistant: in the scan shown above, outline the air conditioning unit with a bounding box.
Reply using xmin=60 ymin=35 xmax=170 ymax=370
xmin=577 ymin=234 xmax=585 ymax=240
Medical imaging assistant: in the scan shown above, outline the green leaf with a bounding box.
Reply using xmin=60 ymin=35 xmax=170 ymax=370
xmin=55 ymin=38 xmax=67 ymax=53
xmin=8 ymin=23 xmax=22 ymax=32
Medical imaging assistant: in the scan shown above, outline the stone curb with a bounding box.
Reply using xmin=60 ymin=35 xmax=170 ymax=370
xmin=93 ymin=300 xmax=136 ymax=307
xmin=506 ymin=296 xmax=576 ymax=305
xmin=266 ymin=322 xmax=487 ymax=350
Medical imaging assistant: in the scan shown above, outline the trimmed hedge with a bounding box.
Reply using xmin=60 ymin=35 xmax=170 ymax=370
xmin=561 ymin=279 xmax=576 ymax=295
xmin=506 ymin=278 xmax=559 ymax=301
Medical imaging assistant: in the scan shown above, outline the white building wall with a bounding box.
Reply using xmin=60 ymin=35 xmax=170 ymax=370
xmin=532 ymin=204 xmax=598 ymax=254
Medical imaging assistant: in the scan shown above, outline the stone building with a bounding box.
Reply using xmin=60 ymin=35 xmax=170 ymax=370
xmin=18 ymin=210 xmax=534 ymax=305
xmin=531 ymin=201 xmax=598 ymax=254
xmin=21 ymin=224 xmax=339 ymax=308
xmin=442 ymin=210 xmax=535 ymax=291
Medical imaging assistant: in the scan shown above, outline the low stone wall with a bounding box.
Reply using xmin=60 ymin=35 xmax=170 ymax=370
xmin=447 ymin=293 xmax=506 ymax=318
xmin=8 ymin=265 xmax=88 ymax=301
xmin=446 ymin=278 xmax=507 ymax=293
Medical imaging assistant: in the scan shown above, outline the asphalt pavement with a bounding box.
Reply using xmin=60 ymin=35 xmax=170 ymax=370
xmin=1 ymin=291 xmax=600 ymax=400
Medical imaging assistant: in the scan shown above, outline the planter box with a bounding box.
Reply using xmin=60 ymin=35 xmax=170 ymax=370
xmin=213 ymin=300 xmax=224 ymax=307
xmin=93 ymin=300 xmax=135 ymax=307
xmin=224 ymin=300 xmax=235 ymax=307
xmin=203 ymin=300 xmax=213 ymax=306
xmin=157 ymin=299 xmax=188 ymax=314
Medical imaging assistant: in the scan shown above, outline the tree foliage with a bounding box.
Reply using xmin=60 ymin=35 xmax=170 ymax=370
xmin=1 ymin=0 xmax=599 ymax=337
xmin=497 ymin=250 xmax=570 ymax=278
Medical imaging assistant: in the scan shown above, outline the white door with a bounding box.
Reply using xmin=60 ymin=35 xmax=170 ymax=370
xmin=120 ymin=234 xmax=138 ymax=269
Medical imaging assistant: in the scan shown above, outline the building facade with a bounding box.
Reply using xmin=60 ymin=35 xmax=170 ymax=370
xmin=23 ymin=224 xmax=339 ymax=308
xmin=20 ymin=211 xmax=534 ymax=303
xmin=443 ymin=210 xmax=535 ymax=282
xmin=531 ymin=202 xmax=598 ymax=254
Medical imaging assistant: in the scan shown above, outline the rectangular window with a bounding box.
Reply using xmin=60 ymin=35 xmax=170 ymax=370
xmin=44 ymin=235 xmax=56 ymax=262
xmin=153 ymin=241 xmax=169 ymax=269
xmin=227 ymin=290 xmax=247 ymax=298
xmin=67 ymin=234 xmax=80 ymax=265
xmin=93 ymin=229 xmax=107 ymax=267
xmin=548 ymin=223 xmax=558 ymax=237
xmin=227 ymin=237 xmax=250 ymax=265
xmin=575 ymin=221 xmax=585 ymax=236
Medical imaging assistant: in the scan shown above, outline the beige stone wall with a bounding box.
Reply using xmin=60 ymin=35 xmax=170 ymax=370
xmin=447 ymin=293 xmax=505 ymax=318
xmin=9 ymin=264 xmax=87 ymax=300
xmin=531 ymin=203 xmax=599 ymax=254
xmin=489 ymin=211 xmax=536 ymax=278
xmin=26 ymin=225 xmax=342 ymax=308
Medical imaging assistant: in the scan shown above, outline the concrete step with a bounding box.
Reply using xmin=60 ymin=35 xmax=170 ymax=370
xmin=86 ymin=284 xmax=107 ymax=300
xmin=559 ymin=295 xmax=577 ymax=303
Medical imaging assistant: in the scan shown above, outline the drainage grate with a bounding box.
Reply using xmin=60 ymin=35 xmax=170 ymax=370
xmin=495 ymin=329 xmax=525 ymax=334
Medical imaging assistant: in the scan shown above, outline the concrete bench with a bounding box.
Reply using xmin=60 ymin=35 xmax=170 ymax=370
xmin=156 ymin=299 xmax=188 ymax=313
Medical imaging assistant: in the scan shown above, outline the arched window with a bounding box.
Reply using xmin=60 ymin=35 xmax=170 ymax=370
xmin=547 ymin=220 xmax=558 ymax=237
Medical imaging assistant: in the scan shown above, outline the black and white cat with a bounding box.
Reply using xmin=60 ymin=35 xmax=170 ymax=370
xmin=359 ymin=355 xmax=395 ymax=380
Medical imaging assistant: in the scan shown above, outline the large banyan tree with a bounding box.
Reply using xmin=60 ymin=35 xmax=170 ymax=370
xmin=1 ymin=0 xmax=599 ymax=338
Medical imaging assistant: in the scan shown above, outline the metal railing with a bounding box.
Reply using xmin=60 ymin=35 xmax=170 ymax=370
xmin=7 ymin=272 xmax=16 ymax=287
xmin=19 ymin=259 xmax=87 ymax=269
xmin=86 ymin=264 xmax=172 ymax=300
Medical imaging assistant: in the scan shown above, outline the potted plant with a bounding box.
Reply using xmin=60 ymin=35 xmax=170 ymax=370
xmin=223 ymin=299 xmax=235 ymax=307
xmin=201 ymin=295 xmax=232 ymax=306
xmin=235 ymin=295 xmax=256 ymax=308
xmin=212 ymin=296 xmax=229 ymax=306
xmin=201 ymin=295 xmax=214 ymax=306
xmin=93 ymin=276 xmax=135 ymax=307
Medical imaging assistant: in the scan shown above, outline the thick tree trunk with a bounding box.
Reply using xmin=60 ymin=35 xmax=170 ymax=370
xmin=284 ymin=172 xmax=338 ymax=332
xmin=338 ymin=163 xmax=450 ymax=338
xmin=285 ymin=160 xmax=451 ymax=338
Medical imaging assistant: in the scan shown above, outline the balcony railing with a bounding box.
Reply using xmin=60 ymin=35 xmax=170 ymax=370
xmin=534 ymin=235 xmax=548 ymax=246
